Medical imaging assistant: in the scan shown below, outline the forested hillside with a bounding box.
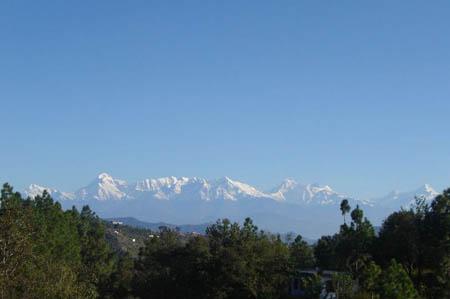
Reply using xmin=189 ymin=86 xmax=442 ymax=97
xmin=0 ymin=183 xmax=448 ymax=298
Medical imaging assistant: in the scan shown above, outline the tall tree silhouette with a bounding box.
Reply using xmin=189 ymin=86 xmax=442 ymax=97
xmin=340 ymin=199 xmax=351 ymax=225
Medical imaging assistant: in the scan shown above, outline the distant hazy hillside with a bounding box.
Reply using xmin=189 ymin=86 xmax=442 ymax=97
xmin=105 ymin=217 xmax=210 ymax=234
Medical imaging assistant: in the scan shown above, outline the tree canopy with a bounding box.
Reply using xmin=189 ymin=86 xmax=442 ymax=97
xmin=0 ymin=183 xmax=448 ymax=298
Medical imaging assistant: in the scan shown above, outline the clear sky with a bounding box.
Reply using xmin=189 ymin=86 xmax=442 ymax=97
xmin=1 ymin=1 xmax=449 ymax=198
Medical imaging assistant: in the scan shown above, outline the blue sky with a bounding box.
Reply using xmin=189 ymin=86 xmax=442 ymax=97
xmin=1 ymin=1 xmax=449 ymax=198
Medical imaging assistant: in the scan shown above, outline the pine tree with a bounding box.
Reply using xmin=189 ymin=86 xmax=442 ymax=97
xmin=0 ymin=184 xmax=34 ymax=298
xmin=378 ymin=260 xmax=417 ymax=299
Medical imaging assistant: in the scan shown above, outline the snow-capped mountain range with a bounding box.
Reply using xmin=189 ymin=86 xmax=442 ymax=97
xmin=25 ymin=173 xmax=367 ymax=205
xmin=23 ymin=173 xmax=440 ymax=238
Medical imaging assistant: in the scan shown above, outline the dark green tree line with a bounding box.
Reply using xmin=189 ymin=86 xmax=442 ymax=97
xmin=0 ymin=184 xmax=123 ymax=298
xmin=314 ymin=191 xmax=450 ymax=299
xmin=0 ymin=182 xmax=448 ymax=299
xmin=134 ymin=218 xmax=293 ymax=299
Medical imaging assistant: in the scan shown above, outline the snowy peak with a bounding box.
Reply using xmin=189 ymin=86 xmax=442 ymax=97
xmin=24 ymin=184 xmax=75 ymax=201
xmin=270 ymin=179 xmax=350 ymax=205
xmin=134 ymin=176 xmax=208 ymax=200
xmin=75 ymin=173 xmax=129 ymax=201
xmin=133 ymin=176 xmax=269 ymax=201
xmin=416 ymin=184 xmax=438 ymax=196
xmin=270 ymin=178 xmax=299 ymax=201
xmin=273 ymin=178 xmax=298 ymax=192
xmin=25 ymin=184 xmax=55 ymax=198
xmin=21 ymin=175 xmax=441 ymax=238
xmin=96 ymin=172 xmax=127 ymax=187
xmin=211 ymin=177 xmax=270 ymax=201
xmin=375 ymin=184 xmax=439 ymax=209
xmin=98 ymin=172 xmax=113 ymax=181
xmin=23 ymin=173 xmax=438 ymax=210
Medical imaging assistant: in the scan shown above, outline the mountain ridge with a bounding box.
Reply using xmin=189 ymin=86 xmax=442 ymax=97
xmin=24 ymin=172 xmax=437 ymax=207
xmin=24 ymin=173 xmax=362 ymax=204
xmin=23 ymin=173 xmax=440 ymax=238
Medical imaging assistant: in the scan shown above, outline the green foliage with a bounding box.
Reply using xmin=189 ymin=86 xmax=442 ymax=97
xmin=290 ymin=235 xmax=315 ymax=269
xmin=317 ymin=192 xmax=450 ymax=299
xmin=376 ymin=210 xmax=420 ymax=275
xmin=0 ymin=184 xmax=119 ymax=298
xmin=359 ymin=261 xmax=381 ymax=296
xmin=134 ymin=217 xmax=292 ymax=299
xmin=76 ymin=206 xmax=116 ymax=297
xmin=421 ymin=189 xmax=450 ymax=298
xmin=350 ymin=205 xmax=364 ymax=226
xmin=336 ymin=205 xmax=376 ymax=277
xmin=206 ymin=218 xmax=292 ymax=298
xmin=102 ymin=253 xmax=135 ymax=299
xmin=134 ymin=227 xmax=209 ymax=299
xmin=300 ymin=274 xmax=322 ymax=299
xmin=332 ymin=272 xmax=354 ymax=299
xmin=314 ymin=235 xmax=339 ymax=270
xmin=0 ymin=182 xmax=449 ymax=299
xmin=340 ymin=199 xmax=351 ymax=224
xmin=0 ymin=184 xmax=35 ymax=298
xmin=30 ymin=191 xmax=87 ymax=298
xmin=378 ymin=260 xmax=418 ymax=299
xmin=374 ymin=190 xmax=450 ymax=298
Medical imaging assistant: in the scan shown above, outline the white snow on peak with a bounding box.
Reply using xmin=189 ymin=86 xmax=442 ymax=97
xmin=98 ymin=172 xmax=112 ymax=180
xmin=24 ymin=184 xmax=55 ymax=198
xmin=279 ymin=178 xmax=298 ymax=190
xmin=132 ymin=176 xmax=269 ymax=201
xmin=24 ymin=184 xmax=75 ymax=201
xmin=134 ymin=176 xmax=208 ymax=200
xmin=211 ymin=177 xmax=269 ymax=201
xmin=97 ymin=172 xmax=127 ymax=186
xmin=419 ymin=184 xmax=438 ymax=195
xmin=75 ymin=173 xmax=129 ymax=201
xmin=375 ymin=184 xmax=439 ymax=209
xmin=24 ymin=173 xmax=438 ymax=211
xmin=22 ymin=174 xmax=441 ymax=238
xmin=270 ymin=179 xmax=352 ymax=206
